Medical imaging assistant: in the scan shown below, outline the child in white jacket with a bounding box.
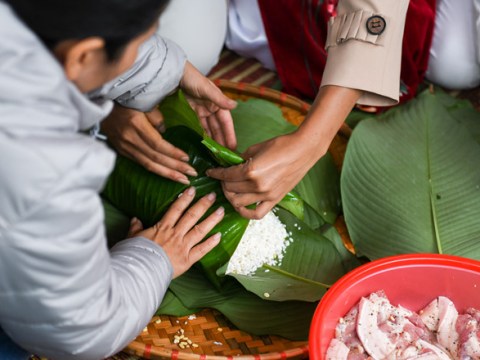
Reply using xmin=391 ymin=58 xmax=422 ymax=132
xmin=0 ymin=0 xmax=235 ymax=358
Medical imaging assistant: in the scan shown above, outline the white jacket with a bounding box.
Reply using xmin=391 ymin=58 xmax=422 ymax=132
xmin=0 ymin=2 xmax=186 ymax=359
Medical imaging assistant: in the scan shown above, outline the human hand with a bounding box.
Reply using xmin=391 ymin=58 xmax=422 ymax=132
xmin=101 ymin=103 xmax=198 ymax=184
xmin=180 ymin=61 xmax=238 ymax=150
xmin=206 ymin=132 xmax=323 ymax=220
xmin=206 ymin=85 xmax=363 ymax=219
xmin=127 ymin=187 xmax=224 ymax=278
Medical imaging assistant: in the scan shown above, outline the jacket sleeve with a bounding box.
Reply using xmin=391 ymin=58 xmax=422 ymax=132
xmin=321 ymin=0 xmax=409 ymax=106
xmin=99 ymin=29 xmax=187 ymax=112
xmin=0 ymin=135 xmax=173 ymax=360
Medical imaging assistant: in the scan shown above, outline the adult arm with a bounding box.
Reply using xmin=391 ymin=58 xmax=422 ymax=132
xmin=207 ymin=0 xmax=409 ymax=219
xmin=0 ymin=135 xmax=221 ymax=359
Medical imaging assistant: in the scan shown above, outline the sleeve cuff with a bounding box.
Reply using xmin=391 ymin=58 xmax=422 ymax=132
xmin=102 ymin=35 xmax=187 ymax=112
xmin=110 ymin=236 xmax=174 ymax=285
xmin=321 ymin=1 xmax=409 ymax=107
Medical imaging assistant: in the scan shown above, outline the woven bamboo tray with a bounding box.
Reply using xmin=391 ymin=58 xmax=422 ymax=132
xmin=117 ymin=80 xmax=353 ymax=360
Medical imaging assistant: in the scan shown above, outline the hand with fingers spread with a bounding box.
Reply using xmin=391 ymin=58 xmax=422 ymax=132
xmin=101 ymin=103 xmax=198 ymax=184
xmin=180 ymin=61 xmax=238 ymax=150
xmin=127 ymin=187 xmax=224 ymax=278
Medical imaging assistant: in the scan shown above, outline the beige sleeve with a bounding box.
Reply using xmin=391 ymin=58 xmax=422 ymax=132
xmin=321 ymin=0 xmax=409 ymax=106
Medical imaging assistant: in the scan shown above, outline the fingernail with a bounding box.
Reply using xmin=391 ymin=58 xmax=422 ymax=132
xmin=177 ymin=176 xmax=190 ymax=185
xmin=186 ymin=187 xmax=195 ymax=196
xmin=186 ymin=169 xmax=198 ymax=177
xmin=206 ymin=169 xmax=211 ymax=176
xmin=207 ymin=192 xmax=216 ymax=201
xmin=215 ymin=206 xmax=224 ymax=216
xmin=212 ymin=232 xmax=222 ymax=243
xmin=130 ymin=217 xmax=138 ymax=225
xmin=181 ymin=156 xmax=189 ymax=162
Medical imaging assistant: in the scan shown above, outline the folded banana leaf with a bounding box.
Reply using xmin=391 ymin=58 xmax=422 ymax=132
xmin=160 ymin=91 xmax=307 ymax=220
xmin=156 ymin=289 xmax=201 ymax=317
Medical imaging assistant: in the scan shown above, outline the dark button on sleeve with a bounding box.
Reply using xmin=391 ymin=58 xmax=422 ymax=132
xmin=366 ymin=15 xmax=386 ymax=35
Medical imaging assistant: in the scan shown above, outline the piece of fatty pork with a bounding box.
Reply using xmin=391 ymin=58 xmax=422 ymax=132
xmin=421 ymin=297 xmax=459 ymax=358
xmin=419 ymin=296 xmax=480 ymax=359
xmin=456 ymin=308 xmax=480 ymax=359
xmin=327 ymin=304 xmax=370 ymax=359
xmin=326 ymin=291 xmax=452 ymax=359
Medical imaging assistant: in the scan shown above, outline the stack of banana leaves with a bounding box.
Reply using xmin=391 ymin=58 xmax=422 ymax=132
xmin=101 ymin=91 xmax=359 ymax=340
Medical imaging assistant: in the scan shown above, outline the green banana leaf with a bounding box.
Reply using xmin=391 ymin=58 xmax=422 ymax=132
xmin=231 ymin=98 xmax=341 ymax=224
xmin=319 ymin=223 xmax=365 ymax=270
xmin=102 ymin=126 xmax=249 ymax=288
xmin=102 ymin=198 xmax=130 ymax=248
xmin=155 ymin=290 xmax=200 ymax=317
xmin=341 ymin=90 xmax=480 ymax=260
xmin=168 ymin=267 xmax=318 ymax=340
xmin=232 ymin=99 xmax=297 ymax=151
xmin=344 ymin=109 xmax=376 ymax=129
xmin=293 ymin=153 xmax=340 ymax=225
xmin=438 ymin=92 xmax=480 ymax=145
xmin=219 ymin=208 xmax=356 ymax=302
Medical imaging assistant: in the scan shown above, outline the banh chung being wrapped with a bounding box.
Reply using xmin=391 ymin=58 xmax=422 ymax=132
xmin=326 ymin=290 xmax=480 ymax=359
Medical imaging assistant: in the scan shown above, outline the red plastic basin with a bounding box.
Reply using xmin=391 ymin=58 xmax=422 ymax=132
xmin=309 ymin=254 xmax=480 ymax=359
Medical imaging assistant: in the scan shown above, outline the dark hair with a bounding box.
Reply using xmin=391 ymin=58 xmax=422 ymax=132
xmin=5 ymin=0 xmax=170 ymax=60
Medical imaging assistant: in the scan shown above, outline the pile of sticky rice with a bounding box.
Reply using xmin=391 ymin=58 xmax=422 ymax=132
xmin=226 ymin=210 xmax=293 ymax=275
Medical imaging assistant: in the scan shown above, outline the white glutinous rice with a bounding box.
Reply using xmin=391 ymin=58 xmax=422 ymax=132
xmin=226 ymin=211 xmax=292 ymax=275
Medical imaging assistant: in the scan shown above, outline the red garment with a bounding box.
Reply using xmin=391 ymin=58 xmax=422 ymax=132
xmin=258 ymin=0 xmax=436 ymax=107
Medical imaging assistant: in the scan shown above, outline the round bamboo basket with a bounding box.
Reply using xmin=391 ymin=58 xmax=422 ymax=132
xmin=118 ymin=80 xmax=353 ymax=360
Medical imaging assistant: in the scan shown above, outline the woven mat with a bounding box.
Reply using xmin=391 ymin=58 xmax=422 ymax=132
xmin=208 ymin=49 xmax=281 ymax=89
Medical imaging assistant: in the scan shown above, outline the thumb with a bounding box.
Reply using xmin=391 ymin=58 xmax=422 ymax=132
xmin=241 ymin=143 xmax=262 ymax=161
xmin=146 ymin=107 xmax=164 ymax=129
xmin=198 ymin=80 xmax=237 ymax=110
xmin=211 ymin=88 xmax=237 ymax=110
xmin=127 ymin=217 xmax=144 ymax=237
